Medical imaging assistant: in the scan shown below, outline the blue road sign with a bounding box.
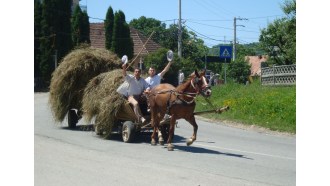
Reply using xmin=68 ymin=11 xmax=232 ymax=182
xmin=219 ymin=46 xmax=233 ymax=59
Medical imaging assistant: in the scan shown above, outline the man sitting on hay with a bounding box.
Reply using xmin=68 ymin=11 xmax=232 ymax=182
xmin=121 ymin=63 xmax=150 ymax=124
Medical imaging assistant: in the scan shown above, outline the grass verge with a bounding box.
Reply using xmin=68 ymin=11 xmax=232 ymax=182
xmin=195 ymin=81 xmax=296 ymax=134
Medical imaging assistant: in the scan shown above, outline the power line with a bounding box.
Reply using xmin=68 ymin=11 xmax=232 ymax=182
xmin=184 ymin=24 xmax=228 ymax=42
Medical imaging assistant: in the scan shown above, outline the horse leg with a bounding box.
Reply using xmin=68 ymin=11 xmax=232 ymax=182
xmin=167 ymin=117 xmax=176 ymax=151
xmin=150 ymin=111 xmax=157 ymax=146
xmin=158 ymin=127 xmax=164 ymax=145
xmin=186 ymin=115 xmax=198 ymax=146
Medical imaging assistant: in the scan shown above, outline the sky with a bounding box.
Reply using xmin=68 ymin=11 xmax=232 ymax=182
xmin=81 ymin=0 xmax=286 ymax=48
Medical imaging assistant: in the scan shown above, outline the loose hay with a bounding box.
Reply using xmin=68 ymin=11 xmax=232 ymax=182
xmin=49 ymin=47 xmax=121 ymax=122
xmin=82 ymin=69 xmax=127 ymax=138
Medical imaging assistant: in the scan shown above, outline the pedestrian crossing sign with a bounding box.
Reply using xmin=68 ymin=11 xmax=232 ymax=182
xmin=219 ymin=46 xmax=232 ymax=59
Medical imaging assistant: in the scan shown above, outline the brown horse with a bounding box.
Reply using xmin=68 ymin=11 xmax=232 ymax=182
xmin=148 ymin=70 xmax=212 ymax=151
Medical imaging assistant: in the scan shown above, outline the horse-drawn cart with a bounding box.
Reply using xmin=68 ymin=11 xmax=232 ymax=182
xmin=67 ymin=100 xmax=171 ymax=143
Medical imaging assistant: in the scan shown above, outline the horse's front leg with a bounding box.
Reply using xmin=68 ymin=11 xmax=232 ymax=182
xmin=167 ymin=117 xmax=176 ymax=151
xmin=150 ymin=112 xmax=157 ymax=146
xmin=151 ymin=127 xmax=157 ymax=145
xmin=186 ymin=115 xmax=198 ymax=146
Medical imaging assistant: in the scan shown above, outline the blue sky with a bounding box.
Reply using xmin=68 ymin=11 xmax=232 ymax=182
xmin=81 ymin=0 xmax=286 ymax=47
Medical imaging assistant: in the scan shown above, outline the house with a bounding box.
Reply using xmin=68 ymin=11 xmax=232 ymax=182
xmin=245 ymin=55 xmax=268 ymax=76
xmin=89 ymin=23 xmax=161 ymax=67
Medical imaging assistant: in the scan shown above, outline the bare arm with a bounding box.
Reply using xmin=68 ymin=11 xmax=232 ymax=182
xmin=122 ymin=63 xmax=127 ymax=77
xmin=159 ymin=61 xmax=173 ymax=77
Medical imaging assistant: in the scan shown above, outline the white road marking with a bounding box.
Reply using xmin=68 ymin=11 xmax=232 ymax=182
xmin=195 ymin=143 xmax=295 ymax=160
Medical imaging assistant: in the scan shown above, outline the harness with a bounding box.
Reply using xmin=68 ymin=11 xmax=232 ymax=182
xmin=150 ymin=78 xmax=210 ymax=115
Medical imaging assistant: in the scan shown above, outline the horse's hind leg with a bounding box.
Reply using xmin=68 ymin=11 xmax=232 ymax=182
xmin=158 ymin=128 xmax=164 ymax=145
xmin=186 ymin=115 xmax=198 ymax=146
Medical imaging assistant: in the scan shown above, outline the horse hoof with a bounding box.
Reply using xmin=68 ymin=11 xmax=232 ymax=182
xmin=186 ymin=138 xmax=194 ymax=146
xmin=159 ymin=137 xmax=164 ymax=146
xmin=167 ymin=144 xmax=174 ymax=151
xmin=151 ymin=139 xmax=157 ymax=146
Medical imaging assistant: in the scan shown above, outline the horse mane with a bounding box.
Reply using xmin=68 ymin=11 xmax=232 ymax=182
xmin=175 ymin=69 xmax=206 ymax=92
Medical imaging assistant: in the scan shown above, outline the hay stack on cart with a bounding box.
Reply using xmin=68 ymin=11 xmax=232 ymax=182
xmin=82 ymin=69 xmax=128 ymax=138
xmin=48 ymin=47 xmax=121 ymax=125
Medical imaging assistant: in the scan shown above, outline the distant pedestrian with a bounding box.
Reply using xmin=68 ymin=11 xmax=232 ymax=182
xmin=179 ymin=70 xmax=184 ymax=85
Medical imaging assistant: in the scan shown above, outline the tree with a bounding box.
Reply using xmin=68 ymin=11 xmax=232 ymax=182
xmin=129 ymin=16 xmax=167 ymax=45
xmin=228 ymin=61 xmax=251 ymax=84
xmin=34 ymin=0 xmax=42 ymax=78
xmin=39 ymin=0 xmax=73 ymax=83
xmin=259 ymin=0 xmax=296 ymax=65
xmin=105 ymin=6 xmax=114 ymax=50
xmin=72 ymin=6 xmax=90 ymax=47
xmin=111 ymin=10 xmax=133 ymax=59
xmin=81 ymin=10 xmax=90 ymax=44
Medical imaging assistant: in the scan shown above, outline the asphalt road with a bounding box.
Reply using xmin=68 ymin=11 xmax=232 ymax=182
xmin=35 ymin=92 xmax=296 ymax=186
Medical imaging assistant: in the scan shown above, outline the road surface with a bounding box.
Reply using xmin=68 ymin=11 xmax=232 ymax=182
xmin=35 ymin=93 xmax=295 ymax=186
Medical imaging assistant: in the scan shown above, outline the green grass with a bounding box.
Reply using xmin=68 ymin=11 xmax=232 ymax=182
xmin=195 ymin=81 xmax=296 ymax=134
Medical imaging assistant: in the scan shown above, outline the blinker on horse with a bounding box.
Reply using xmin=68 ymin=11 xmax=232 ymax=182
xmin=148 ymin=70 xmax=211 ymax=151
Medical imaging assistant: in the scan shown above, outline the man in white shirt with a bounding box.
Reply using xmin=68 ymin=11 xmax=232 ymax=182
xmin=145 ymin=60 xmax=173 ymax=89
xmin=144 ymin=60 xmax=173 ymax=120
xmin=122 ymin=64 xmax=149 ymax=124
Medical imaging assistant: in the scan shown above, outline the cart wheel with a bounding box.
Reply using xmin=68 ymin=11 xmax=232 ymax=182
xmin=68 ymin=109 xmax=78 ymax=128
xmin=122 ymin=121 xmax=135 ymax=143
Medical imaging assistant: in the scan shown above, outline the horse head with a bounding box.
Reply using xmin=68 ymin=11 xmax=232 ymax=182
xmin=190 ymin=70 xmax=212 ymax=97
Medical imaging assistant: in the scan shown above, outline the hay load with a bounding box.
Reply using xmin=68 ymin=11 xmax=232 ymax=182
xmin=82 ymin=69 xmax=127 ymax=138
xmin=49 ymin=47 xmax=122 ymax=123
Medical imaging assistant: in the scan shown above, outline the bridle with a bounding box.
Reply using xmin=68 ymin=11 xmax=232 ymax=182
xmin=189 ymin=76 xmax=211 ymax=96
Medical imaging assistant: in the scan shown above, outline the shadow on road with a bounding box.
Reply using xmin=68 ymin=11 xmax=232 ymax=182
xmin=60 ymin=125 xmax=252 ymax=159
xmin=61 ymin=124 xmax=94 ymax=131
xmin=174 ymin=145 xmax=253 ymax=159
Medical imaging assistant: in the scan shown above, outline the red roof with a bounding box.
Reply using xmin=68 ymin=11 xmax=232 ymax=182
xmin=89 ymin=23 xmax=161 ymax=55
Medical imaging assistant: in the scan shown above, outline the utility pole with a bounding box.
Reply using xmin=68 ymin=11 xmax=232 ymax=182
xmin=178 ymin=0 xmax=182 ymax=58
xmin=233 ymin=17 xmax=248 ymax=61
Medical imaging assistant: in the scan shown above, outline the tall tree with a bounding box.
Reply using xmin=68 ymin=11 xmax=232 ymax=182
xmin=39 ymin=0 xmax=73 ymax=83
xmin=111 ymin=10 xmax=133 ymax=59
xmin=72 ymin=6 xmax=90 ymax=47
xmin=71 ymin=6 xmax=83 ymax=46
xmin=39 ymin=0 xmax=56 ymax=83
xmin=81 ymin=10 xmax=90 ymax=44
xmin=34 ymin=0 xmax=42 ymax=78
xmin=259 ymin=0 xmax=296 ymax=65
xmin=105 ymin=6 xmax=114 ymax=50
xmin=55 ymin=0 xmax=73 ymax=62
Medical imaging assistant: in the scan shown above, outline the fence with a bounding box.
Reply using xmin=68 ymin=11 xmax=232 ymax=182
xmin=261 ymin=64 xmax=296 ymax=86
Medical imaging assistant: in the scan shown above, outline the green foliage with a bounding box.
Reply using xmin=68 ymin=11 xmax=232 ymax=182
xmin=72 ymin=6 xmax=90 ymax=46
xmin=129 ymin=16 xmax=167 ymax=45
xmin=195 ymin=81 xmax=296 ymax=133
xmin=129 ymin=17 xmax=208 ymax=67
xmin=34 ymin=0 xmax=42 ymax=78
xmin=105 ymin=6 xmax=114 ymax=50
xmin=39 ymin=0 xmax=73 ymax=83
xmin=259 ymin=0 xmax=296 ymax=65
xmin=143 ymin=48 xmax=181 ymax=85
xmin=227 ymin=61 xmax=251 ymax=84
xmin=111 ymin=10 xmax=134 ymax=59
xmin=81 ymin=11 xmax=90 ymax=44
